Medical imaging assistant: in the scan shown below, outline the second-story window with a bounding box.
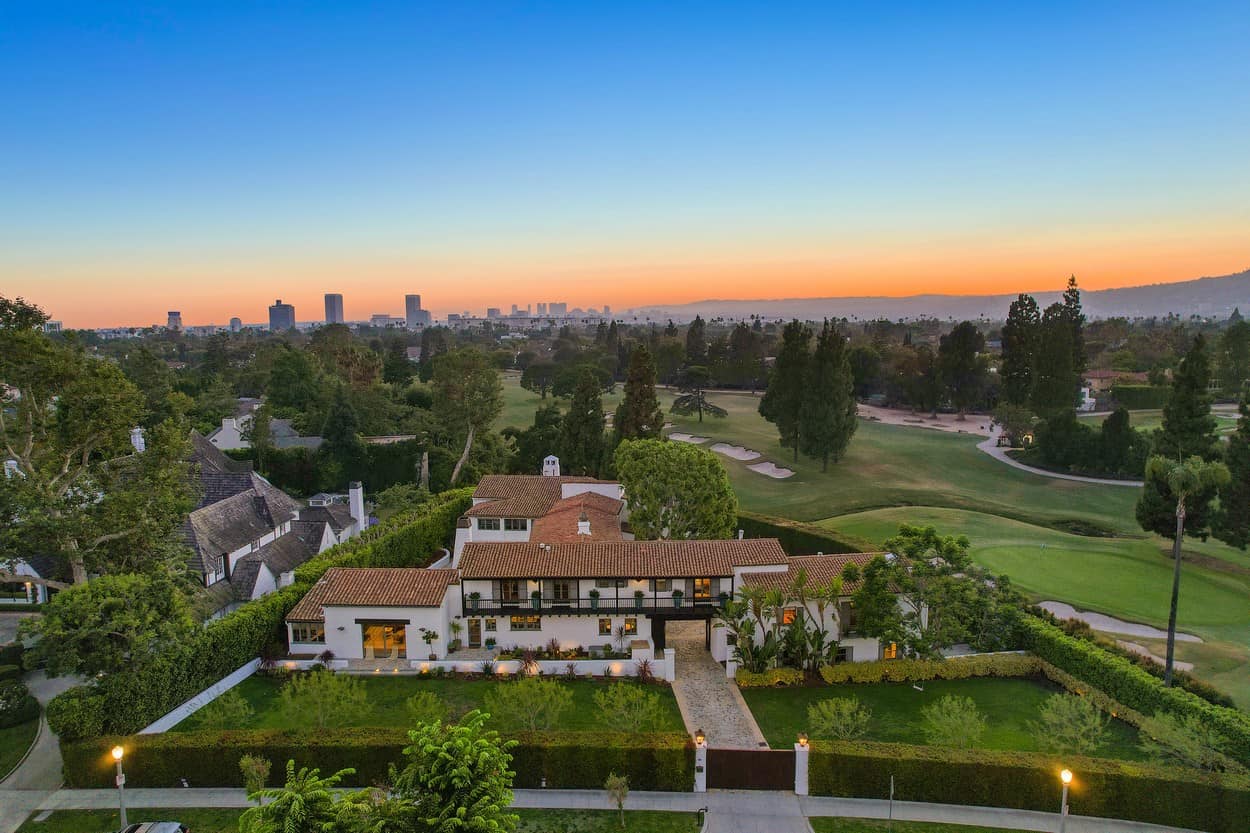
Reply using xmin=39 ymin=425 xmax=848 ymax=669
xmin=504 ymin=518 xmax=528 ymax=531
xmin=651 ymin=579 xmax=671 ymax=592
xmin=477 ymin=518 xmax=501 ymax=531
xmin=552 ymin=581 xmax=572 ymax=601
xmin=500 ymin=580 xmax=521 ymax=602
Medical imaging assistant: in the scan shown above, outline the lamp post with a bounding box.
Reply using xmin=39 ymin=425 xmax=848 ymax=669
xmin=1058 ymin=768 xmax=1072 ymax=833
xmin=112 ymin=745 xmax=128 ymax=829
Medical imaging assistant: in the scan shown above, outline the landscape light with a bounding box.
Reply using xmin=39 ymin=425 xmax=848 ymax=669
xmin=1060 ymin=769 xmax=1073 ymax=785
xmin=111 ymin=746 xmax=124 ymax=762
xmin=694 ymin=729 xmax=706 ymax=747
xmin=797 ymin=733 xmax=809 ymax=748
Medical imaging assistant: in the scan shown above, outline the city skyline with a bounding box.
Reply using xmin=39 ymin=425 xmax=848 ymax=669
xmin=3 ymin=3 xmax=1249 ymax=327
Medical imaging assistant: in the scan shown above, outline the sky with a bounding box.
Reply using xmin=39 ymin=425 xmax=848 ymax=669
xmin=2 ymin=2 xmax=1248 ymax=327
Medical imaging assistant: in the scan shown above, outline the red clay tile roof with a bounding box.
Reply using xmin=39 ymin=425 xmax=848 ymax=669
xmin=286 ymin=567 xmax=459 ymax=621
xmin=739 ymin=552 xmax=886 ymax=594
xmin=458 ymin=539 xmax=788 ymax=579
xmin=465 ymin=475 xmax=615 ymax=518
xmin=530 ymin=492 xmax=625 ymax=543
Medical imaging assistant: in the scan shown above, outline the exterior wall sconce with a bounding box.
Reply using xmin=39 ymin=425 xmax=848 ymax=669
xmin=797 ymin=733 xmax=809 ymax=748
xmin=694 ymin=728 xmax=706 ymax=747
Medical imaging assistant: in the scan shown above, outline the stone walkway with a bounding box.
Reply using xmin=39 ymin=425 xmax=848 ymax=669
xmin=0 ymin=670 xmax=82 ymax=833
xmin=667 ymin=621 xmax=767 ymax=750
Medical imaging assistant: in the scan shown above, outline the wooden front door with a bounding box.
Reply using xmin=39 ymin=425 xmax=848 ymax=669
xmin=467 ymin=618 xmax=482 ymax=648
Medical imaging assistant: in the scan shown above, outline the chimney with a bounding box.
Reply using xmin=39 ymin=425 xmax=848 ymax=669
xmin=542 ymin=455 xmax=561 ymax=477
xmin=737 ymin=529 xmax=744 ymax=540
xmin=349 ymin=481 xmax=366 ymax=530
xmin=577 ymin=509 xmax=591 ymax=536
xmin=130 ymin=427 xmax=146 ymax=453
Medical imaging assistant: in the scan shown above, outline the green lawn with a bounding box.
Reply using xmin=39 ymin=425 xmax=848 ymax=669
xmin=741 ymin=677 xmax=1145 ymax=760
xmin=496 ymin=371 xmax=651 ymax=432
xmin=1078 ymin=407 xmax=1240 ymax=436
xmin=0 ymin=716 xmax=39 ymax=780
xmin=173 ymin=675 xmax=685 ymax=733
xmin=17 ymin=809 xmax=699 ymax=833
xmin=809 ymin=820 xmax=1020 ymax=833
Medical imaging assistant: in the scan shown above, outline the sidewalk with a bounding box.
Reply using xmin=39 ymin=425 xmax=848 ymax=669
xmin=8 ymin=788 xmax=1210 ymax=833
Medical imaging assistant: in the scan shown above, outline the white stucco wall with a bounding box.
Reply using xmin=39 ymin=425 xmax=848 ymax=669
xmin=318 ymin=588 xmax=461 ymax=660
xmin=0 ymin=559 xmax=48 ymax=603
xmin=560 ymin=482 xmax=623 ymax=500
xmin=458 ymin=611 xmax=653 ymax=652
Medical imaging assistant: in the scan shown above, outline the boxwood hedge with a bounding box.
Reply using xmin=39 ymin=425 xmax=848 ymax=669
xmin=47 ymin=489 xmax=472 ymax=742
xmin=62 ymin=729 xmax=693 ymax=791
xmin=809 ymin=739 xmax=1250 ymax=833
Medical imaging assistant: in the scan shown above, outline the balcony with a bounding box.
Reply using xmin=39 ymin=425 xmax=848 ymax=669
xmin=463 ymin=595 xmax=724 ymax=616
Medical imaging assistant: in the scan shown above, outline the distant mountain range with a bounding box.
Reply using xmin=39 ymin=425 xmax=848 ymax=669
xmin=629 ymin=269 xmax=1250 ymax=322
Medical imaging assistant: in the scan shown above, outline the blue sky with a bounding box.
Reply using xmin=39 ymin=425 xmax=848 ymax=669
xmin=2 ymin=2 xmax=1248 ymax=324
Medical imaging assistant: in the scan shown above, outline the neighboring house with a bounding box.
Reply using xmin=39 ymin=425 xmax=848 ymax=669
xmin=205 ymin=399 xmax=324 ymax=451
xmin=0 ymin=553 xmax=60 ymax=605
xmin=451 ymin=455 xmax=630 ymax=559
xmin=185 ymin=432 xmax=364 ymax=611
xmin=1083 ymin=369 xmax=1149 ymax=393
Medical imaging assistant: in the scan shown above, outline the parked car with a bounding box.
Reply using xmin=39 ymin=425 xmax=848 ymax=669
xmin=118 ymin=823 xmax=188 ymax=833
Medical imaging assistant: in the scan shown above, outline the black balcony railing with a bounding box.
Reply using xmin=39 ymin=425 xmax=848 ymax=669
xmin=463 ymin=595 xmax=724 ymax=616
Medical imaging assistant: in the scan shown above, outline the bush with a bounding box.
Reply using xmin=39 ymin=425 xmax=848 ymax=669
xmin=194 ymin=689 xmax=254 ymax=731
xmin=0 ymin=664 xmax=22 ymax=682
xmin=1030 ymin=692 xmax=1109 ymax=757
xmin=807 ymin=697 xmax=871 ymax=741
xmin=404 ymin=691 xmax=450 ymax=727
xmin=807 ymin=740 xmax=1250 ymax=833
xmin=1019 ymin=615 xmax=1250 ymax=767
xmin=818 ymin=654 xmax=1040 ymax=684
xmin=735 ymin=667 xmax=805 ymax=687
xmin=919 ymin=695 xmax=986 ymax=749
xmin=593 ymin=683 xmax=665 ymax=733
xmin=736 ymin=511 xmax=868 ymax=555
xmin=63 ymin=730 xmax=693 ymax=792
xmin=280 ymin=669 xmax=368 ymax=729
xmin=0 ymin=643 xmax=25 ymax=667
xmin=1139 ymin=712 xmax=1246 ymax=774
xmin=0 ymin=679 xmax=39 ymax=728
xmin=1110 ymin=384 xmax=1170 ymax=410
xmin=483 ymin=677 xmax=572 ymax=731
xmin=47 ymin=489 xmax=472 ymax=741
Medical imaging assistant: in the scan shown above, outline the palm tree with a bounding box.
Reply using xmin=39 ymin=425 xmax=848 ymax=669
xmin=1145 ymin=455 xmax=1230 ymax=685
xmin=240 ymin=760 xmax=356 ymax=833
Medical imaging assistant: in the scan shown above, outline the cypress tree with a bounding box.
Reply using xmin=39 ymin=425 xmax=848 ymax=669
xmin=560 ymin=369 xmax=605 ymax=476
xmin=1214 ymin=393 xmax=1250 ymax=549
xmin=685 ymin=316 xmax=707 ymax=364
xmin=1031 ymin=304 xmax=1077 ymax=416
xmin=1062 ymin=275 xmax=1086 ymax=374
xmin=759 ymin=319 xmax=812 ymax=463
xmin=614 ymin=345 xmax=664 ymax=440
xmin=1156 ymin=335 xmax=1219 ymax=460
xmin=1000 ymin=294 xmax=1040 ymax=406
xmin=798 ymin=321 xmax=858 ymax=471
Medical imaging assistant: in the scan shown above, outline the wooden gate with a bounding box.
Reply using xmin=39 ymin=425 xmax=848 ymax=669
xmin=706 ymin=748 xmax=795 ymax=790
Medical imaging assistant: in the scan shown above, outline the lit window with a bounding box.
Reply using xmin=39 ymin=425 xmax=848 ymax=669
xmin=485 ymin=618 xmax=496 ymax=632
xmin=291 ymin=623 xmax=325 ymax=643
xmin=510 ymin=615 xmax=542 ymax=631
xmin=652 ymin=579 xmax=671 ymax=592
xmin=781 ymin=608 xmax=797 ymax=625
xmin=504 ymin=518 xmax=528 ymax=531
xmin=693 ymin=578 xmax=712 ymax=600
xmin=883 ymin=642 xmax=898 ymax=660
xmin=598 ymin=618 xmax=612 ymax=636
xmin=623 ymin=618 xmax=637 ymax=635
xmin=477 ymin=518 xmax=501 ymax=531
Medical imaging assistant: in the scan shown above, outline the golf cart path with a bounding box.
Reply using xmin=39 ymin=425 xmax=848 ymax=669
xmin=977 ymin=427 xmax=1143 ymax=487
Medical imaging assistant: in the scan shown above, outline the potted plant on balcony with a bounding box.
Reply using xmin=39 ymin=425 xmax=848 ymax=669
xmin=485 ymin=637 xmax=496 ymax=650
xmin=672 ymin=589 xmax=684 ymax=608
xmin=468 ymin=591 xmax=480 ymax=611
xmin=718 ymin=591 xmax=730 ymax=609
xmin=531 ymin=589 xmax=542 ymax=610
xmin=589 ymin=589 xmax=600 ymax=610
xmin=633 ymin=589 xmax=645 ymax=610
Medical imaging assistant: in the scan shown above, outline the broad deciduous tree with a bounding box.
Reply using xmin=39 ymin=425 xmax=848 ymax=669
xmin=614 ymin=439 xmax=737 ymax=539
xmin=431 ymin=349 xmax=504 ymax=485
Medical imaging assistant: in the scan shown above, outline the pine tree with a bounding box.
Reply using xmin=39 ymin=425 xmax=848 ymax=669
xmin=1217 ymin=320 xmax=1250 ymax=395
xmin=1062 ymin=275 xmax=1086 ymax=374
xmin=1000 ymin=294 xmax=1040 ymax=406
xmin=1156 ymin=335 xmax=1219 ymax=460
xmin=1031 ymin=304 xmax=1077 ymax=416
xmin=798 ymin=321 xmax=857 ymax=471
xmin=938 ymin=321 xmax=986 ymax=416
xmin=614 ymin=345 xmax=664 ymax=440
xmin=685 ymin=316 xmax=707 ymax=364
xmin=1214 ymin=393 xmax=1250 ymax=549
xmin=560 ymin=369 xmax=605 ymax=476
xmin=759 ymin=320 xmax=812 ymax=463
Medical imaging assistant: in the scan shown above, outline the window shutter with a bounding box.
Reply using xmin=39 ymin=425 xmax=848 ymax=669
xmin=686 ymin=578 xmax=694 ymax=596
xmin=649 ymin=579 xmax=656 ymax=592
xmin=492 ymin=580 xmax=501 ymax=599
xmin=710 ymin=578 xmax=720 ymax=597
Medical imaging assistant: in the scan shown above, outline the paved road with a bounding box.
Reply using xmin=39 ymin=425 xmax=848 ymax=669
xmin=977 ymin=428 xmax=1144 ymax=487
xmin=0 ymin=670 xmax=83 ymax=833
xmin=8 ymin=788 xmax=1210 ymax=833
xmin=667 ymin=621 xmax=767 ymax=750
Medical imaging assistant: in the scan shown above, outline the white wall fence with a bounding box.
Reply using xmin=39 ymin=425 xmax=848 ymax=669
xmin=335 ymin=647 xmax=677 ymax=682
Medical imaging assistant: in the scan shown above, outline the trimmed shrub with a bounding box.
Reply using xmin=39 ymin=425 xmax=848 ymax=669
xmin=1019 ymin=615 xmax=1250 ymax=767
xmin=0 ymin=664 xmax=22 ymax=682
xmin=736 ymin=511 xmax=869 ymax=555
xmin=0 ymin=679 xmax=39 ymax=728
xmin=818 ymin=654 xmax=1041 ymax=684
xmin=1110 ymin=384 xmax=1170 ymax=410
xmin=735 ymin=668 xmax=805 ymax=687
xmin=0 ymin=643 xmax=25 ymax=667
xmin=62 ymin=729 xmax=693 ymax=792
xmin=47 ymin=489 xmax=472 ymax=741
xmin=808 ymin=740 xmax=1250 ymax=833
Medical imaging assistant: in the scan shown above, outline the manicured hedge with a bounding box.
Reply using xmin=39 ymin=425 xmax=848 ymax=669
xmin=809 ymin=740 xmax=1250 ymax=833
xmin=1019 ymin=615 xmax=1250 ymax=767
xmin=1109 ymin=384 xmax=1170 ymax=409
xmin=736 ymin=668 xmax=805 ymax=687
xmin=0 ymin=664 xmax=22 ymax=681
xmin=63 ymin=729 xmax=693 ymax=791
xmin=818 ymin=654 xmax=1041 ymax=684
xmin=0 ymin=643 xmax=25 ymax=667
xmin=737 ymin=511 xmax=870 ymax=555
xmin=47 ymin=489 xmax=472 ymax=741
xmin=0 ymin=679 xmax=39 ymax=728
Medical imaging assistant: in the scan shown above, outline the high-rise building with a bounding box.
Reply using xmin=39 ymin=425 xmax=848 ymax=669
xmin=404 ymin=294 xmax=430 ymax=329
xmin=510 ymin=304 xmax=519 ymax=316
xmin=229 ymin=317 xmax=243 ymax=332
xmin=325 ymin=293 xmax=345 ymax=324
xmin=549 ymin=302 xmax=568 ymax=316
xmin=268 ymin=299 xmax=296 ymax=331
xmin=536 ymin=302 xmax=548 ymax=316
xmin=486 ymin=307 xmax=501 ymax=319
xmin=167 ymin=311 xmax=183 ymax=331
xmin=603 ymin=305 xmax=611 ymax=317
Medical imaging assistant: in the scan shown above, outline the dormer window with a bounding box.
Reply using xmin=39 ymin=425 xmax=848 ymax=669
xmin=477 ymin=518 xmax=501 ymax=531
xmin=504 ymin=518 xmax=528 ymax=531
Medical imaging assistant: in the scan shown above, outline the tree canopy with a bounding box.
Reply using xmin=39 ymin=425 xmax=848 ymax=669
xmin=614 ymin=439 xmax=737 ymax=539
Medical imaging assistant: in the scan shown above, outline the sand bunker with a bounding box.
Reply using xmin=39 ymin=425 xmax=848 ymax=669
xmin=711 ymin=443 xmax=761 ymax=461
xmin=748 ymin=461 xmax=794 ymax=479
xmin=1040 ymin=601 xmax=1202 ymax=643
xmin=1117 ymin=640 xmax=1194 ymax=672
xmin=668 ymin=432 xmax=710 ymax=444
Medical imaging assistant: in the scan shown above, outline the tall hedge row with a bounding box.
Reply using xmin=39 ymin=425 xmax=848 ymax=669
xmin=1108 ymin=384 xmax=1170 ymax=410
xmin=809 ymin=740 xmax=1250 ymax=833
xmin=1019 ymin=615 xmax=1250 ymax=766
xmin=736 ymin=511 xmax=869 ymax=555
xmin=47 ymin=489 xmax=472 ymax=741
xmin=62 ymin=729 xmax=693 ymax=791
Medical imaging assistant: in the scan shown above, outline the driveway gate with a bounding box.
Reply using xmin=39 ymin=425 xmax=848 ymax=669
xmin=706 ymin=748 xmax=795 ymax=790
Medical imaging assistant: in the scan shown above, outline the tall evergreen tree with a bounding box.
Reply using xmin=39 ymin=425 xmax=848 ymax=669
xmin=1217 ymin=320 xmax=1250 ymax=396
xmin=798 ymin=322 xmax=858 ymax=471
xmin=614 ymin=345 xmax=664 ymax=440
xmin=1062 ymin=275 xmax=1086 ymax=374
xmin=1031 ymin=304 xmax=1077 ymax=416
xmin=759 ymin=320 xmax=812 ymax=463
xmin=1000 ymin=294 xmax=1040 ymax=406
xmin=1156 ymin=335 xmax=1219 ymax=460
xmin=559 ymin=369 xmax=605 ymax=476
xmin=685 ymin=316 xmax=708 ymax=364
xmin=1214 ymin=392 xmax=1250 ymax=549
xmin=938 ymin=321 xmax=987 ymax=415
